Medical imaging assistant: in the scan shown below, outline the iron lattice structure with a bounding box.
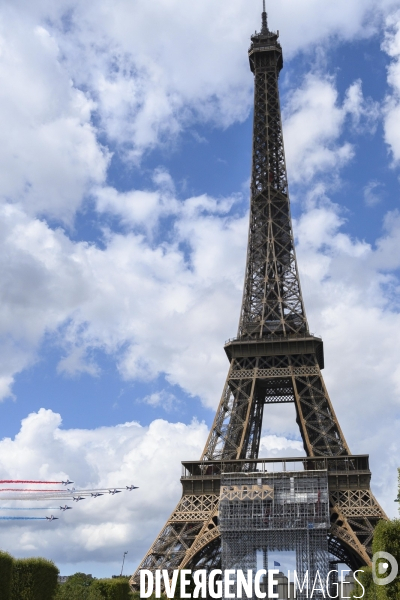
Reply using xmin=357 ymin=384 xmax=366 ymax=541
xmin=130 ymin=7 xmax=386 ymax=590
xmin=220 ymin=471 xmax=330 ymax=600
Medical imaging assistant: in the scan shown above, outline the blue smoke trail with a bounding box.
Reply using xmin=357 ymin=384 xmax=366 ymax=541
xmin=0 ymin=516 xmax=46 ymax=520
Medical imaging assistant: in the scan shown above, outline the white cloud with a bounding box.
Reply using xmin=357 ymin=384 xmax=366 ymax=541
xmin=141 ymin=390 xmax=178 ymax=412
xmin=259 ymin=434 xmax=304 ymax=458
xmin=283 ymin=75 xmax=378 ymax=186
xmin=53 ymin=0 xmax=399 ymax=161
xmin=364 ymin=180 xmax=384 ymax=206
xmin=273 ymin=0 xmax=400 ymax=54
xmin=0 ymin=14 xmax=109 ymax=222
xmin=0 ymin=0 xmax=391 ymax=234
xmin=343 ymin=80 xmax=380 ymax=133
xmin=94 ymin=169 xmax=178 ymax=232
xmin=57 ymin=348 xmax=100 ymax=378
xmin=383 ymin=11 xmax=400 ymax=163
xmin=0 ymin=188 xmax=246 ymax=405
xmin=0 ymin=204 xmax=90 ymax=397
xmin=43 ymin=0 xmax=256 ymax=160
xmin=95 ymin=187 xmax=171 ymax=230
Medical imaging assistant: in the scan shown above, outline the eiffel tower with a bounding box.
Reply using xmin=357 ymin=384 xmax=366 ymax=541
xmin=130 ymin=4 xmax=386 ymax=588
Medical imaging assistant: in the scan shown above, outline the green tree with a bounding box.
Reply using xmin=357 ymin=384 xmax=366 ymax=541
xmin=372 ymin=519 xmax=400 ymax=600
xmin=351 ymin=567 xmax=378 ymax=599
xmin=0 ymin=551 xmax=14 ymax=600
xmin=351 ymin=519 xmax=400 ymax=600
xmin=55 ymin=572 xmax=94 ymax=600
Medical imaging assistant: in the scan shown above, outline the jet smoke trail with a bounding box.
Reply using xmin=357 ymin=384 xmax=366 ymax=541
xmin=0 ymin=480 xmax=62 ymax=484
xmin=0 ymin=507 xmax=61 ymax=510
xmin=0 ymin=517 xmax=46 ymax=521
xmin=0 ymin=489 xmax=64 ymax=492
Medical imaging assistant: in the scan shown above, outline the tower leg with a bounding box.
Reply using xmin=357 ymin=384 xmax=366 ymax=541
xmin=130 ymin=493 xmax=220 ymax=589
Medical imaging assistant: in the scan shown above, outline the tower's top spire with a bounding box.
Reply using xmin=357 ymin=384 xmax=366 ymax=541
xmin=261 ymin=0 xmax=268 ymax=33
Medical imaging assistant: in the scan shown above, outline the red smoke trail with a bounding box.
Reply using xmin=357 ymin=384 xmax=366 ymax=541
xmin=0 ymin=480 xmax=62 ymax=484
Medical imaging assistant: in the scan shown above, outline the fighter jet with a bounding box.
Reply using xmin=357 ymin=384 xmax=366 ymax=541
xmin=46 ymin=515 xmax=59 ymax=521
xmin=91 ymin=492 xmax=104 ymax=498
xmin=61 ymin=480 xmax=74 ymax=486
xmin=73 ymin=496 xmax=85 ymax=502
xmin=126 ymin=485 xmax=139 ymax=491
xmin=67 ymin=488 xmax=76 ymax=493
xmin=109 ymin=489 xmax=122 ymax=495
xmin=59 ymin=505 xmax=72 ymax=511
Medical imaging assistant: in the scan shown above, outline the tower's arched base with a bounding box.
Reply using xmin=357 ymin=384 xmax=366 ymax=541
xmin=130 ymin=456 xmax=383 ymax=592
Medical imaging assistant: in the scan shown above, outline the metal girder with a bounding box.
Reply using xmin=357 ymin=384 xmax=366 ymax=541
xmin=239 ymin=46 xmax=307 ymax=339
xmin=131 ymin=494 xmax=219 ymax=579
xmin=201 ymin=353 xmax=350 ymax=461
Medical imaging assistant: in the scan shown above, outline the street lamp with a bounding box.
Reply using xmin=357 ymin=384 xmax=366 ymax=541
xmin=120 ymin=551 xmax=128 ymax=577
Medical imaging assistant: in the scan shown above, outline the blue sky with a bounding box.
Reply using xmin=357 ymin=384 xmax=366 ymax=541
xmin=1 ymin=0 xmax=400 ymax=578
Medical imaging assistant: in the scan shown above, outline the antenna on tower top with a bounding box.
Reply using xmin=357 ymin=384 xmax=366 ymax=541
xmin=261 ymin=0 xmax=268 ymax=33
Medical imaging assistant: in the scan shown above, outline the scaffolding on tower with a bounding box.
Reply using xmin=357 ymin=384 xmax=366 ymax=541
xmin=219 ymin=470 xmax=330 ymax=600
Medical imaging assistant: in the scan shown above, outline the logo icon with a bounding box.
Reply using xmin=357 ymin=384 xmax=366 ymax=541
xmin=372 ymin=551 xmax=398 ymax=586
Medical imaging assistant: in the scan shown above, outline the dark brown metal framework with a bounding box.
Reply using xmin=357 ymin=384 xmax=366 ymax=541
xmin=130 ymin=8 xmax=386 ymax=588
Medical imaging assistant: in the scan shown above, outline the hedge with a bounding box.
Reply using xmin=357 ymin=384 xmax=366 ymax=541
xmin=89 ymin=578 xmax=132 ymax=600
xmin=10 ymin=557 xmax=59 ymax=600
xmin=0 ymin=551 xmax=14 ymax=600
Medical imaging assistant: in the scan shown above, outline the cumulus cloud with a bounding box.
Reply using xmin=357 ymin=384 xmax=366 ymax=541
xmin=0 ymin=14 xmax=109 ymax=223
xmin=0 ymin=1 xmax=397 ymax=422
xmin=0 ymin=0 xmax=397 ymax=167
xmin=42 ymin=0 xmax=255 ymax=161
xmin=0 ymin=187 xmax=246 ymax=405
xmin=259 ymin=434 xmax=304 ymax=458
xmin=283 ymin=75 xmax=378 ymax=186
xmin=0 ymin=408 xmax=208 ymax=569
xmin=49 ymin=0 xmax=399 ymax=161
xmin=94 ymin=169 xmax=178 ymax=232
xmin=273 ymin=0 xmax=400 ymax=53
